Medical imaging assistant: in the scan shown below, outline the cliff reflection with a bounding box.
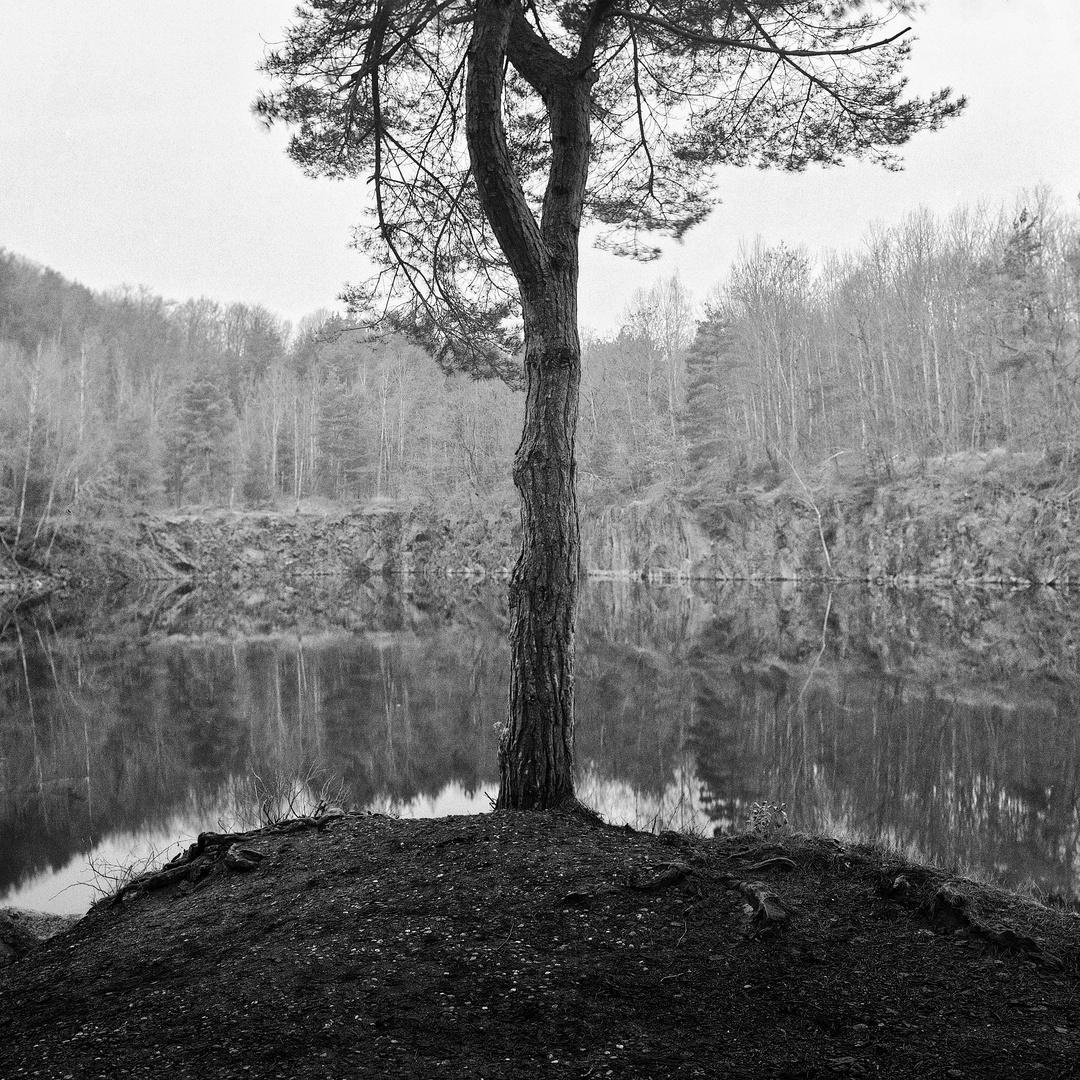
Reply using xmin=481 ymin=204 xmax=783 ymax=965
xmin=2 ymin=577 xmax=1078 ymax=912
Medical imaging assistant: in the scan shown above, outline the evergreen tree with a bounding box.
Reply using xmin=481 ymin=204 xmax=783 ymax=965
xmin=163 ymin=371 xmax=237 ymax=506
xmin=682 ymin=307 xmax=740 ymax=485
xmin=111 ymin=408 xmax=160 ymax=504
xmin=315 ymin=365 xmax=366 ymax=499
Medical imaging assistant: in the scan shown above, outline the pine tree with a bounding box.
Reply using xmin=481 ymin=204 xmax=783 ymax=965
xmin=163 ymin=371 xmax=236 ymax=506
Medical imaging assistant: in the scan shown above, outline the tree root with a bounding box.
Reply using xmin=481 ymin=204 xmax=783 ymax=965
xmin=627 ymin=862 xmax=694 ymax=891
xmin=627 ymin=860 xmax=791 ymax=933
xmin=739 ymin=856 xmax=797 ymax=874
xmin=718 ymin=875 xmax=791 ymax=931
xmin=95 ymin=809 xmax=345 ymax=909
xmin=923 ymin=885 xmax=1063 ymax=969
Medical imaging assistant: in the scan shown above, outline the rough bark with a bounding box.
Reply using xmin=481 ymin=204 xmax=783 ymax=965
xmin=499 ymin=275 xmax=582 ymax=809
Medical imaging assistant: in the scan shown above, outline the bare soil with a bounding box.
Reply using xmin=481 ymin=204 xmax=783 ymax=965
xmin=1 ymin=810 xmax=1078 ymax=1079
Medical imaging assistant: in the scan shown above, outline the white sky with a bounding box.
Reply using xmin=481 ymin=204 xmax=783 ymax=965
xmin=1 ymin=0 xmax=1078 ymax=336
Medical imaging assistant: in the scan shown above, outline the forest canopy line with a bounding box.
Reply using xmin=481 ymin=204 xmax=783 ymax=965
xmin=2 ymin=189 xmax=1078 ymax=538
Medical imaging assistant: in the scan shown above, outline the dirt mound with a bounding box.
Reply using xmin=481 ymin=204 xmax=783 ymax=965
xmin=1 ymin=812 xmax=1076 ymax=1078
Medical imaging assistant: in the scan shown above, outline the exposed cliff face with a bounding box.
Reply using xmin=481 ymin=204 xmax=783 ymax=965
xmin=585 ymin=451 xmax=1080 ymax=584
xmin=581 ymin=501 xmax=713 ymax=580
xmin=28 ymin=505 xmax=520 ymax=584
xmin=673 ymin=459 xmax=1080 ymax=584
xmin=22 ymin=503 xmax=714 ymax=583
xmin=14 ymin=451 xmax=1080 ymax=585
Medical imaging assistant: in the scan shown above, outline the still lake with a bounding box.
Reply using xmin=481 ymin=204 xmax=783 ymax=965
xmin=2 ymin=575 xmax=1078 ymax=914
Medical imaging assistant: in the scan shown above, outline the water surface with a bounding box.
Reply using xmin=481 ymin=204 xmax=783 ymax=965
xmin=2 ymin=577 xmax=1077 ymax=913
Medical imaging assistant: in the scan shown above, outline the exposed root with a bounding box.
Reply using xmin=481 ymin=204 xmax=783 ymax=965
xmin=627 ymin=862 xmax=693 ymax=891
xmin=923 ymin=885 xmax=1063 ymax=969
xmin=720 ymin=876 xmax=791 ymax=930
xmin=624 ymin=858 xmax=792 ymax=933
xmin=95 ymin=809 xmax=346 ymax=909
xmin=739 ymin=856 xmax=797 ymax=874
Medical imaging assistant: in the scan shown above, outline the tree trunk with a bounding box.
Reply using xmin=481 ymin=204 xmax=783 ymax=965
xmin=497 ymin=269 xmax=581 ymax=809
xmin=466 ymin=0 xmax=592 ymax=809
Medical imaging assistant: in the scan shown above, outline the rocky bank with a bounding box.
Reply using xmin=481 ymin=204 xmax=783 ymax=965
xmin=5 ymin=449 xmax=1079 ymax=587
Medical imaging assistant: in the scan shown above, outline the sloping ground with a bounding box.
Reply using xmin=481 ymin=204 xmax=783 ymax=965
xmin=0 ymin=908 xmax=79 ymax=964
xmin=5 ymin=515 xmax=193 ymax=583
xmin=1 ymin=811 xmax=1077 ymax=1079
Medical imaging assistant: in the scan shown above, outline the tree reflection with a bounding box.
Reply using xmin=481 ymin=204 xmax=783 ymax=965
xmin=2 ymin=578 xmax=1080 ymax=911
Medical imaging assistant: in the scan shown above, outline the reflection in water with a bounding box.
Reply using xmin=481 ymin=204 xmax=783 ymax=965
xmin=2 ymin=577 xmax=1079 ymax=913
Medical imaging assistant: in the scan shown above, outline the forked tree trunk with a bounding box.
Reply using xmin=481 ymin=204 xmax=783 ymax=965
xmin=467 ymin=0 xmax=592 ymax=809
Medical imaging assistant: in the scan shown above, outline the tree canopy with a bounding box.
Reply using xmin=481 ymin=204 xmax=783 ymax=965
xmin=258 ymin=0 xmax=963 ymax=376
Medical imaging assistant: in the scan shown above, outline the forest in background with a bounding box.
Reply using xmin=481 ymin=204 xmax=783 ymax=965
xmin=2 ymin=187 xmax=1078 ymax=552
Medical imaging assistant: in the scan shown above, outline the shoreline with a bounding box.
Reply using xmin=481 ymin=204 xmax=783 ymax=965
xmin=9 ymin=446 xmax=1080 ymax=589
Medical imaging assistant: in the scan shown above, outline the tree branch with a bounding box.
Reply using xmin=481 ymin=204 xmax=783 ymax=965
xmin=578 ymin=0 xmax=620 ymax=62
xmin=628 ymin=23 xmax=657 ymax=205
xmin=605 ymin=7 xmax=909 ymax=58
xmin=466 ymin=0 xmax=549 ymax=289
xmin=737 ymin=2 xmax=878 ymax=125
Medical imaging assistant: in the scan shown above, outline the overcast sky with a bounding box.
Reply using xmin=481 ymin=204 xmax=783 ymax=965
xmin=2 ymin=1 xmax=1078 ymax=335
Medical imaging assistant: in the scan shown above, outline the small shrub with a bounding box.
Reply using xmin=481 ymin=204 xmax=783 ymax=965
xmin=228 ymin=763 xmax=350 ymax=830
xmin=84 ymin=842 xmax=183 ymax=904
xmin=746 ymin=801 xmax=790 ymax=840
